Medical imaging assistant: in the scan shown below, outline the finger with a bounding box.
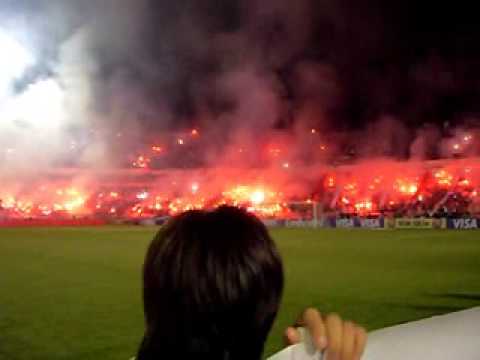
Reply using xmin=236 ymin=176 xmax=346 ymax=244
xmin=340 ymin=321 xmax=356 ymax=360
xmin=304 ymin=308 xmax=328 ymax=349
xmin=294 ymin=308 xmax=308 ymax=327
xmin=353 ymin=326 xmax=368 ymax=360
xmin=325 ymin=313 xmax=343 ymax=360
xmin=284 ymin=326 xmax=302 ymax=345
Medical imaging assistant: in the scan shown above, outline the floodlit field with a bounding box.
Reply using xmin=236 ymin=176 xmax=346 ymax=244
xmin=1 ymin=227 xmax=479 ymax=360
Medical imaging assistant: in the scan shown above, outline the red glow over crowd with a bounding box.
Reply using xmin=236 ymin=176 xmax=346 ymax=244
xmin=2 ymin=129 xmax=480 ymax=221
xmin=1 ymin=160 xmax=479 ymax=221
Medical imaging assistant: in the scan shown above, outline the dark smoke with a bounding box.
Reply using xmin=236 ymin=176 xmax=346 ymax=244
xmin=1 ymin=0 xmax=480 ymax=172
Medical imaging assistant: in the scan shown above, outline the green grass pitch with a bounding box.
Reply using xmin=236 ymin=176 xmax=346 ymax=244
xmin=1 ymin=227 xmax=480 ymax=360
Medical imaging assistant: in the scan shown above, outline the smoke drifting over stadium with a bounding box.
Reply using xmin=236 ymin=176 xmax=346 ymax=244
xmin=1 ymin=0 xmax=480 ymax=220
xmin=2 ymin=0 xmax=480 ymax=166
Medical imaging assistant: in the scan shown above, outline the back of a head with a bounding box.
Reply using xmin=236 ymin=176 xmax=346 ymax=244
xmin=137 ymin=206 xmax=284 ymax=360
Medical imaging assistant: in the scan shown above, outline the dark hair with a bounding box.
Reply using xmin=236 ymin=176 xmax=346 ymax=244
xmin=137 ymin=206 xmax=284 ymax=360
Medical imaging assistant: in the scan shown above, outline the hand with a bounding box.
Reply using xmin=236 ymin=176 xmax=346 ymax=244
xmin=284 ymin=308 xmax=367 ymax=360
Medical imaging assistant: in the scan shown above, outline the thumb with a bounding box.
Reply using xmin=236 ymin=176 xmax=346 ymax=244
xmin=284 ymin=327 xmax=302 ymax=345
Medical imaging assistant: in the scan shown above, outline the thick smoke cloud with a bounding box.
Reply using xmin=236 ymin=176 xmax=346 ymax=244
xmin=1 ymin=0 xmax=480 ymax=177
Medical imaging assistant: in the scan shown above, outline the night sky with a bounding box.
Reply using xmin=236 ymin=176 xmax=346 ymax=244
xmin=2 ymin=0 xmax=480 ymax=131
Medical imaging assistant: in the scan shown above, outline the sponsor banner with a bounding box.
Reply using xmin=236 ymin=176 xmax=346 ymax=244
xmin=136 ymin=216 xmax=171 ymax=226
xmin=433 ymin=218 xmax=447 ymax=229
xmin=331 ymin=217 xmax=385 ymax=228
xmin=0 ymin=218 xmax=106 ymax=228
xmin=284 ymin=219 xmax=324 ymax=228
xmin=335 ymin=218 xmax=356 ymax=228
xmin=438 ymin=218 xmax=448 ymax=229
xmin=326 ymin=217 xmax=337 ymax=228
xmin=357 ymin=218 xmax=385 ymax=229
xmin=385 ymin=218 xmax=396 ymax=229
xmin=263 ymin=219 xmax=286 ymax=228
xmin=155 ymin=216 xmax=171 ymax=225
xmin=395 ymin=218 xmax=434 ymax=229
xmin=139 ymin=218 xmax=157 ymax=226
xmin=447 ymin=218 xmax=479 ymax=230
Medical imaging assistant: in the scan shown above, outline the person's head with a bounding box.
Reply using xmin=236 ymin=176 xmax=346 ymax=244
xmin=137 ymin=206 xmax=284 ymax=360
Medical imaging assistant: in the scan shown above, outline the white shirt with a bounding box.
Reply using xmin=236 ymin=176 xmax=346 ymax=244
xmin=268 ymin=307 xmax=480 ymax=360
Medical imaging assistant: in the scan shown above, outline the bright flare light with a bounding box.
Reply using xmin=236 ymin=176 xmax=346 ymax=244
xmin=250 ymin=190 xmax=266 ymax=205
xmin=136 ymin=191 xmax=149 ymax=200
xmin=191 ymin=182 xmax=199 ymax=194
